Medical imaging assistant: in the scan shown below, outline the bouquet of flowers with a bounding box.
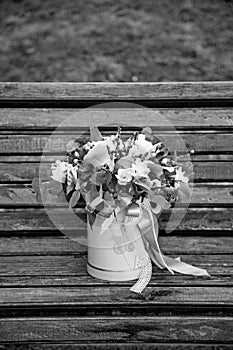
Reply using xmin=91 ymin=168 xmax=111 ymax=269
xmin=34 ymin=126 xmax=209 ymax=293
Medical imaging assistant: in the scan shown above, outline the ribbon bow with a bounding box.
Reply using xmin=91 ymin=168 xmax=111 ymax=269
xmin=128 ymin=198 xmax=210 ymax=293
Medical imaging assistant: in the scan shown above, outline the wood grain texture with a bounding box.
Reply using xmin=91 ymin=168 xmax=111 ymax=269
xmin=0 ymin=82 xmax=233 ymax=100
xmin=0 ymin=161 xmax=232 ymax=182
xmin=0 ymin=108 xmax=233 ymax=128
xmin=0 ymin=132 xmax=233 ymax=154
xmin=0 ymin=184 xmax=232 ymax=205
xmin=1 ymin=286 xmax=233 ymax=305
xmin=1 ymin=316 xmax=233 ymax=343
xmin=0 ymin=83 xmax=232 ymax=348
xmin=0 ymin=344 xmax=232 ymax=350
xmin=0 ymin=254 xmax=230 ymax=286
xmin=0 ymin=236 xmax=232 ymax=255
xmin=0 ymin=207 xmax=232 ymax=232
xmin=0 ymin=274 xmax=230 ymax=288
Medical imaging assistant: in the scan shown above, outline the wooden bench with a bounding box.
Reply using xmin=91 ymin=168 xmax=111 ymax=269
xmin=0 ymin=82 xmax=233 ymax=349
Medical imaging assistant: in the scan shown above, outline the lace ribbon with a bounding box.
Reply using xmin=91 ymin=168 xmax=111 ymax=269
xmin=128 ymin=198 xmax=210 ymax=294
xmin=130 ymin=253 xmax=152 ymax=294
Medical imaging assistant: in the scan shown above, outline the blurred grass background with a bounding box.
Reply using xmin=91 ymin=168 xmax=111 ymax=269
xmin=0 ymin=0 xmax=233 ymax=82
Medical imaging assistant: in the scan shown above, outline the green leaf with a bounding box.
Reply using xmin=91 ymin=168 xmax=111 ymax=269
xmin=45 ymin=179 xmax=63 ymax=195
xmin=148 ymin=163 xmax=163 ymax=178
xmin=134 ymin=179 xmax=151 ymax=192
xmin=90 ymin=126 xmax=102 ymax=142
xmin=149 ymin=193 xmax=171 ymax=209
xmin=87 ymin=211 xmax=96 ymax=228
xmin=32 ymin=178 xmax=47 ymax=203
xmin=78 ymin=162 xmax=94 ymax=180
xmin=32 ymin=178 xmax=41 ymax=192
xmin=142 ymin=127 xmax=152 ymax=135
xmin=69 ymin=190 xmax=81 ymax=209
xmin=94 ymin=170 xmax=112 ymax=186
xmin=141 ymin=127 xmax=153 ymax=141
xmin=104 ymin=192 xmax=116 ymax=208
xmin=115 ymin=156 xmax=133 ymax=169
xmin=66 ymin=183 xmax=74 ymax=195
xmin=35 ymin=192 xmax=42 ymax=203
xmin=57 ymin=191 xmax=67 ymax=203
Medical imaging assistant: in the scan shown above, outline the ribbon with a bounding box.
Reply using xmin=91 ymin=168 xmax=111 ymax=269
xmin=128 ymin=198 xmax=210 ymax=294
xmin=130 ymin=253 xmax=152 ymax=294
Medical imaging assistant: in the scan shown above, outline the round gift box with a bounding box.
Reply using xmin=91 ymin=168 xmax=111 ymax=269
xmin=87 ymin=214 xmax=147 ymax=282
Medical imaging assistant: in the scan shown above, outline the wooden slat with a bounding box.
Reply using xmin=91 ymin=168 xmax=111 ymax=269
xmin=0 ymin=184 xmax=232 ymax=205
xmin=0 ymin=161 xmax=232 ymax=182
xmin=0 ymin=132 xmax=232 ymax=153
xmin=0 ymin=286 xmax=233 ymax=305
xmin=1 ymin=316 xmax=233 ymax=344
xmin=0 ymin=207 xmax=232 ymax=232
xmin=0 ymin=255 xmax=87 ymax=277
xmin=0 ymin=236 xmax=232 ymax=255
xmin=1 ymin=82 xmax=233 ymax=100
xmin=0 ymin=273 xmax=230 ymax=288
xmin=0 ymin=255 xmax=230 ymax=285
xmin=0 ymin=237 xmax=86 ymax=255
xmin=0 ymin=108 xmax=233 ymax=128
xmin=1 ymin=316 xmax=233 ymax=343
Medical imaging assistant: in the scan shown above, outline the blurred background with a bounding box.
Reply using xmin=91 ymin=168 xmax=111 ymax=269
xmin=0 ymin=0 xmax=233 ymax=82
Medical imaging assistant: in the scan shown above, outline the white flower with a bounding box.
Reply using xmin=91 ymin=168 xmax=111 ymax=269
xmin=128 ymin=145 xmax=141 ymax=158
xmin=161 ymin=157 xmax=169 ymax=165
xmin=134 ymin=134 xmax=155 ymax=155
xmin=83 ymin=141 xmax=97 ymax=151
xmin=132 ymin=158 xmax=151 ymax=178
xmin=163 ymin=166 xmax=175 ymax=172
xmin=51 ymin=160 xmax=68 ymax=183
xmin=116 ymin=168 xmax=135 ymax=186
xmin=84 ymin=138 xmax=115 ymax=168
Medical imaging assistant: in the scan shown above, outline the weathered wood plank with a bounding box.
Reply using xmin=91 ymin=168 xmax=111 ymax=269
xmin=0 ymin=237 xmax=86 ymax=255
xmin=0 ymin=255 xmax=87 ymax=276
xmin=0 ymin=236 xmax=232 ymax=255
xmin=0 ymin=108 xmax=233 ymax=128
xmin=1 ymin=82 xmax=233 ymax=100
xmin=0 ymin=286 xmax=233 ymax=305
xmin=0 ymin=255 xmax=230 ymax=285
xmin=1 ymin=316 xmax=233 ymax=343
xmin=0 ymin=207 xmax=231 ymax=232
xmin=0 ymin=273 xmax=230 ymax=288
xmin=0 ymin=132 xmax=232 ymax=154
xmin=0 ymin=184 xmax=232 ymax=205
xmin=0 ymin=82 xmax=233 ymax=101
xmin=0 ymin=161 xmax=232 ymax=182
